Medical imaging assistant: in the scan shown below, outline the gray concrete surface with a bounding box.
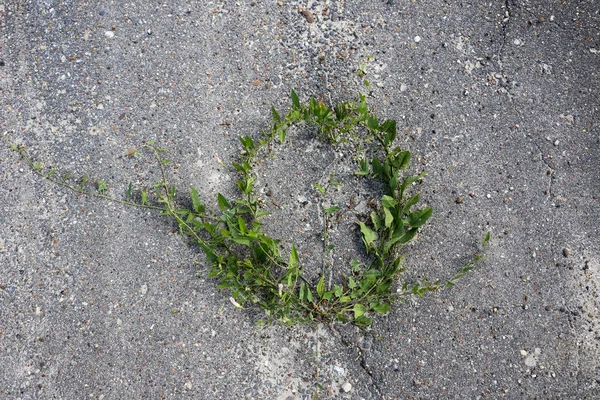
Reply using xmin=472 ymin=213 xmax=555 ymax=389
xmin=1 ymin=0 xmax=598 ymax=398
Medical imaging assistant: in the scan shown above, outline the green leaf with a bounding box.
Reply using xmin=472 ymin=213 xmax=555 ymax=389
xmin=389 ymin=171 xmax=399 ymax=192
xmin=217 ymin=193 xmax=231 ymax=211
xmin=356 ymin=158 xmax=370 ymax=176
xmin=97 ymin=179 xmax=108 ymax=194
xmin=407 ymin=208 xmax=432 ymax=228
xmin=315 ymin=183 xmax=326 ymax=194
xmin=237 ymin=216 xmax=248 ymax=234
xmin=384 ymin=207 xmax=394 ymax=228
xmin=317 ymin=275 xmax=326 ymax=299
xmin=291 ymin=89 xmax=300 ymax=109
xmin=483 ymin=232 xmax=491 ymax=245
xmin=141 ymin=189 xmax=147 ymax=205
xmin=348 ymin=276 xmax=357 ymax=289
xmin=350 ymin=259 xmax=361 ymax=272
xmin=289 ymin=244 xmax=299 ymax=268
xmin=232 ymin=162 xmax=248 ymax=173
xmin=353 ymin=303 xmax=367 ymax=319
xmin=400 ymin=171 xmax=426 ymax=197
xmin=325 ymin=205 xmax=339 ymax=214
xmin=353 ymin=315 xmax=372 ymax=326
xmin=328 ymin=176 xmax=342 ymax=187
xmin=299 ymin=283 xmax=306 ymax=301
xmin=240 ymin=136 xmax=255 ymax=151
xmin=381 ymin=195 xmax=397 ymax=208
xmin=278 ymin=128 xmax=286 ymax=143
xmin=358 ymin=222 xmax=379 ymax=252
xmin=401 ymin=194 xmax=420 ymax=214
xmin=384 ymin=228 xmax=418 ymax=253
xmin=190 ymin=187 xmax=205 ymax=214
xmin=393 ymin=218 xmax=405 ymax=237
xmin=370 ymin=212 xmax=382 ymax=230
xmin=392 ymin=149 xmax=410 ymax=170
xmin=388 ymin=255 xmax=406 ymax=275
xmin=126 ymin=183 xmax=132 ymax=200
xmin=271 ymin=106 xmax=281 ymax=122
xmin=372 ymin=302 xmax=391 ymax=314
xmin=299 ymin=283 xmax=313 ymax=302
xmin=372 ymin=156 xmax=383 ymax=176
xmin=367 ymin=115 xmax=378 ymax=131
xmin=360 ymin=270 xmax=380 ymax=291
xmin=375 ymin=280 xmax=393 ymax=295
xmin=398 ymin=228 xmax=418 ymax=244
xmin=380 ymin=119 xmax=397 ymax=142
xmin=334 ymin=285 xmax=343 ymax=298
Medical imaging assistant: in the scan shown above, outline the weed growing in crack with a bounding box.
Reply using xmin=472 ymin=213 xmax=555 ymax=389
xmin=4 ymin=91 xmax=489 ymax=327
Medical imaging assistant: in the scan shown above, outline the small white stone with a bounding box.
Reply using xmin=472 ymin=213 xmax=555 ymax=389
xmin=141 ymin=284 xmax=148 ymax=295
xmin=104 ymin=31 xmax=115 ymax=38
xmin=553 ymin=140 xmax=559 ymax=146
xmin=525 ymin=355 xmax=537 ymax=367
xmin=513 ymin=38 xmax=521 ymax=46
xmin=341 ymin=381 xmax=352 ymax=393
xmin=414 ymin=36 xmax=421 ymax=43
xmin=400 ymin=83 xmax=408 ymax=92
xmin=550 ymin=15 xmax=555 ymax=21
xmin=486 ymin=193 xmax=491 ymax=199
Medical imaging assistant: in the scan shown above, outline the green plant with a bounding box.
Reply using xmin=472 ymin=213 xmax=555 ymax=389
xmin=4 ymin=91 xmax=489 ymax=327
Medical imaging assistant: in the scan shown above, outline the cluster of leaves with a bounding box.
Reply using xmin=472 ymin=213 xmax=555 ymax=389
xmin=5 ymin=91 xmax=489 ymax=327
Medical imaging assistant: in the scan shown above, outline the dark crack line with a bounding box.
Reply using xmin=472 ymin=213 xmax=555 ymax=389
xmin=328 ymin=324 xmax=384 ymax=398
xmin=496 ymin=0 xmax=513 ymax=70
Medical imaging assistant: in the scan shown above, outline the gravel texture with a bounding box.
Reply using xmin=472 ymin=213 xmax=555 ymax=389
xmin=1 ymin=1 xmax=598 ymax=399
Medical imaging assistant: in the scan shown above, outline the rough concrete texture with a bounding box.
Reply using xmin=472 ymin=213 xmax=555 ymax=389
xmin=1 ymin=0 xmax=598 ymax=399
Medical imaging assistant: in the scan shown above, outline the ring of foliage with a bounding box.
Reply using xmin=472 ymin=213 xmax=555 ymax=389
xmin=162 ymin=91 xmax=486 ymax=327
xmin=6 ymin=91 xmax=488 ymax=327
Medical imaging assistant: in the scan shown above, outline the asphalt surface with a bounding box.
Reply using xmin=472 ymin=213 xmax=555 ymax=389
xmin=1 ymin=1 xmax=598 ymax=399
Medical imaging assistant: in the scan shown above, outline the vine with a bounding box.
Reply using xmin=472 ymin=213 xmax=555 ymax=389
xmin=4 ymin=91 xmax=489 ymax=327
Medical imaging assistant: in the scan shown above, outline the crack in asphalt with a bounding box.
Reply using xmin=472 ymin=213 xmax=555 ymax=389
xmin=532 ymin=140 xmax=555 ymax=198
xmin=329 ymin=324 xmax=384 ymax=398
xmin=496 ymin=0 xmax=513 ymax=70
